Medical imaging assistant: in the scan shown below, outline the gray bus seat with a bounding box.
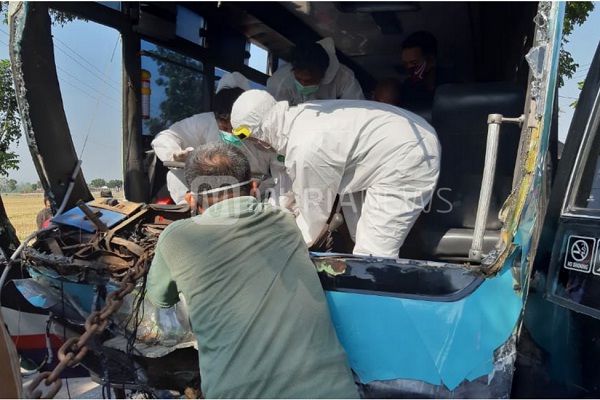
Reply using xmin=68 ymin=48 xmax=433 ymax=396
xmin=400 ymin=82 xmax=525 ymax=262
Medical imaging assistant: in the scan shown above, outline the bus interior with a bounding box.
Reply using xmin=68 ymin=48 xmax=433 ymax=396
xmin=5 ymin=2 xmax=566 ymax=397
xmin=10 ymin=1 xmax=555 ymax=265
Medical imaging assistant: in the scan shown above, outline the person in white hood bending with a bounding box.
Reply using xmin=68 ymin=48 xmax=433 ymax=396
xmin=266 ymin=37 xmax=364 ymax=105
xmin=151 ymin=72 xmax=277 ymax=204
xmin=231 ymin=90 xmax=441 ymax=259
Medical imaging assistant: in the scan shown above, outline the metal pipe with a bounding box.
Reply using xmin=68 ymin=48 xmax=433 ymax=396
xmin=469 ymin=115 xmax=503 ymax=261
xmin=469 ymin=114 xmax=524 ymax=261
xmin=0 ymin=226 xmax=55 ymax=303
xmin=76 ymin=200 xmax=109 ymax=232
xmin=55 ymin=160 xmax=83 ymax=217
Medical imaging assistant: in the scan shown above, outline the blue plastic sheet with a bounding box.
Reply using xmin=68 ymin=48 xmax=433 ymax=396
xmin=51 ymin=203 xmax=126 ymax=232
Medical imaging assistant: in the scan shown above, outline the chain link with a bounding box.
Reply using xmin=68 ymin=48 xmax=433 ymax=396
xmin=25 ymin=252 xmax=152 ymax=399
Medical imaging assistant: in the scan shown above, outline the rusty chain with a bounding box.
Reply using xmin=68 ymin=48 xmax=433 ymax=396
xmin=25 ymin=252 xmax=152 ymax=399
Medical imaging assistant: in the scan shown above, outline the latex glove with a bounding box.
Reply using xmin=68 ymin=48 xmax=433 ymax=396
xmin=173 ymin=147 xmax=194 ymax=162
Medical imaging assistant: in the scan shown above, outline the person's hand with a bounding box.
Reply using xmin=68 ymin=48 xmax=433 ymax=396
xmin=173 ymin=147 xmax=194 ymax=162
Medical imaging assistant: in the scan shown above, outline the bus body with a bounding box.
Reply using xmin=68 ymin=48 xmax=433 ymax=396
xmin=3 ymin=1 xmax=593 ymax=397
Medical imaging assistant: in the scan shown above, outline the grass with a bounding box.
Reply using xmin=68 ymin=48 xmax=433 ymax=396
xmin=3 ymin=191 xmax=125 ymax=241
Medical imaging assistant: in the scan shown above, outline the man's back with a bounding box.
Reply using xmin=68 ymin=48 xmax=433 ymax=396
xmin=147 ymin=196 xmax=358 ymax=398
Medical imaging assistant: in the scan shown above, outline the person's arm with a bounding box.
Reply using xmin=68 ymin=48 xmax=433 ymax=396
xmin=151 ymin=114 xmax=215 ymax=162
xmin=290 ymin=152 xmax=340 ymax=246
xmin=338 ymin=66 xmax=365 ymax=100
xmin=152 ymin=129 xmax=187 ymax=162
xmin=146 ymin=241 xmax=180 ymax=308
xmin=266 ymin=65 xmax=299 ymax=104
xmin=36 ymin=209 xmax=44 ymax=230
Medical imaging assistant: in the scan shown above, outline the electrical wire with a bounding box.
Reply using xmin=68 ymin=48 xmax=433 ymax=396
xmin=53 ymin=41 xmax=121 ymax=92
xmin=57 ymin=78 xmax=120 ymax=113
xmin=53 ymin=36 xmax=121 ymax=87
xmin=80 ymin=35 xmax=121 ymax=158
xmin=56 ymin=65 xmax=120 ymax=103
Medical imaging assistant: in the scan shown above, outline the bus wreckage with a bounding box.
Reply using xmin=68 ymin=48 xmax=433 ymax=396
xmin=4 ymin=1 xmax=600 ymax=398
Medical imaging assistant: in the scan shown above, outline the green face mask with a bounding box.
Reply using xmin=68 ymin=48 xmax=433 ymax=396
xmin=294 ymin=80 xmax=320 ymax=96
xmin=219 ymin=130 xmax=243 ymax=147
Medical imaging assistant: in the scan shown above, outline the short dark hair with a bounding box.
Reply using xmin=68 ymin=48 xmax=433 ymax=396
xmin=213 ymin=87 xmax=245 ymax=121
xmin=291 ymin=42 xmax=330 ymax=78
xmin=185 ymin=142 xmax=251 ymax=197
xmin=402 ymin=31 xmax=438 ymax=58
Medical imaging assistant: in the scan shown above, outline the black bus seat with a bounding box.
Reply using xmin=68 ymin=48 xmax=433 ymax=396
xmin=400 ymin=82 xmax=525 ymax=262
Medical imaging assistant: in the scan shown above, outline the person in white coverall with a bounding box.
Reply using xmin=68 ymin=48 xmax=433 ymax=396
xmin=151 ymin=72 xmax=277 ymax=204
xmin=230 ymin=90 xmax=441 ymax=258
xmin=266 ymin=37 xmax=364 ymax=105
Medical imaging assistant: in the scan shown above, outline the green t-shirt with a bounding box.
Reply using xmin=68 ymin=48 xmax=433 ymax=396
xmin=147 ymin=196 xmax=358 ymax=399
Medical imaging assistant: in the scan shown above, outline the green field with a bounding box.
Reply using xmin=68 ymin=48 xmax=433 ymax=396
xmin=3 ymin=192 xmax=124 ymax=241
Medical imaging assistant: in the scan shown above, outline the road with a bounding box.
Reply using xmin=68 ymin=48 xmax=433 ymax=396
xmin=24 ymin=376 xmax=102 ymax=399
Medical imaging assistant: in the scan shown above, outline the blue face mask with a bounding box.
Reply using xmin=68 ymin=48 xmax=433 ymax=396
xmin=294 ymin=80 xmax=320 ymax=96
xmin=219 ymin=130 xmax=243 ymax=147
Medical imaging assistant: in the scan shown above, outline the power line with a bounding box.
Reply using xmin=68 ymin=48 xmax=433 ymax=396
xmin=87 ymin=138 xmax=120 ymax=152
xmin=53 ymin=43 xmax=121 ymax=91
xmin=56 ymin=65 xmax=120 ymax=103
xmin=58 ymin=78 xmax=121 ymax=113
xmin=80 ymin=36 xmax=121 ymax=157
xmin=1 ymin=27 xmax=122 ymax=90
xmin=53 ymin=35 xmax=121 ymax=87
xmin=0 ymin=27 xmax=122 ymax=95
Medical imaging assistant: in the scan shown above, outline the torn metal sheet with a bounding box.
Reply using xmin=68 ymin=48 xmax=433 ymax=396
xmin=325 ymin=262 xmax=521 ymax=391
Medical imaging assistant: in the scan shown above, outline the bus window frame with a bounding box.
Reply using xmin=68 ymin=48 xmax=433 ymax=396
xmin=562 ymin=89 xmax=600 ymax=219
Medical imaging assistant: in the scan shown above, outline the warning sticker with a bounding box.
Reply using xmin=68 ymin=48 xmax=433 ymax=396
xmin=564 ymin=235 xmax=596 ymax=273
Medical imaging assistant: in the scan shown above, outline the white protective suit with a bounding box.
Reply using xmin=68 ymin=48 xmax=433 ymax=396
xmin=231 ymin=90 xmax=441 ymax=258
xmin=151 ymin=73 xmax=277 ymax=204
xmin=266 ymin=37 xmax=365 ymax=105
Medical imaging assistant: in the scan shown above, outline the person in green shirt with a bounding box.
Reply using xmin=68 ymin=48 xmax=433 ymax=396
xmin=146 ymin=142 xmax=358 ymax=399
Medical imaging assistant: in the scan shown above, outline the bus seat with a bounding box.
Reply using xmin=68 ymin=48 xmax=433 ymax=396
xmin=401 ymin=82 xmax=525 ymax=261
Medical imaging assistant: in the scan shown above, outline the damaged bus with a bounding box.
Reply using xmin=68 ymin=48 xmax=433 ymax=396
xmin=2 ymin=1 xmax=597 ymax=398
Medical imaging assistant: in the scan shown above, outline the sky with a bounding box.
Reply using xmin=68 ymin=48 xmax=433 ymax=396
xmin=1 ymin=2 xmax=599 ymax=184
xmin=558 ymin=4 xmax=600 ymax=142
xmin=1 ymin=16 xmax=122 ymax=184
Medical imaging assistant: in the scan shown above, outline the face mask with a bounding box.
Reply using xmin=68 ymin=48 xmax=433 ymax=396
xmin=219 ymin=130 xmax=242 ymax=147
xmin=294 ymin=80 xmax=320 ymax=96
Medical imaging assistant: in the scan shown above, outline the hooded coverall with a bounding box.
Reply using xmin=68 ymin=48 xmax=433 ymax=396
xmin=266 ymin=37 xmax=365 ymax=105
xmin=151 ymin=73 xmax=278 ymax=204
xmin=231 ymin=90 xmax=441 ymax=258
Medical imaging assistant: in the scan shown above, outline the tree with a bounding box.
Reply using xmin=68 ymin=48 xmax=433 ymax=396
xmin=144 ymin=46 xmax=204 ymax=136
xmin=0 ymin=59 xmax=21 ymax=177
xmin=7 ymin=179 xmax=16 ymax=192
xmin=89 ymin=178 xmax=107 ymax=188
xmin=107 ymin=179 xmax=123 ymax=190
xmin=0 ymin=4 xmax=82 ymax=177
xmin=0 ymin=4 xmax=81 ymax=257
xmin=559 ymin=2 xmax=595 ymax=88
xmin=570 ymin=81 xmax=585 ymax=108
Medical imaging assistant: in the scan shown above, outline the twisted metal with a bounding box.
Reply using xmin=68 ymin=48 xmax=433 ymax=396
xmin=25 ymin=253 xmax=152 ymax=399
